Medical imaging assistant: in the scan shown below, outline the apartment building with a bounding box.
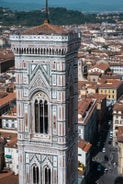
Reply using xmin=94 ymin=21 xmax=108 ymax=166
xmin=0 ymin=92 xmax=16 ymax=127
xmin=116 ymin=126 xmax=123 ymax=174
xmin=88 ymin=62 xmax=111 ymax=82
xmin=109 ymin=61 xmax=123 ymax=79
xmin=0 ymin=48 xmax=14 ymax=73
xmin=98 ymin=79 xmax=123 ymax=105
xmin=78 ymin=138 xmax=92 ymax=179
xmin=112 ymin=100 xmax=123 ymax=145
xmin=78 ymin=97 xmax=97 ymax=145
xmin=0 ymin=107 xmax=17 ymax=130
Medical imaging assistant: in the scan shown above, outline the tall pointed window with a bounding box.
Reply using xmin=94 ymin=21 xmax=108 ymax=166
xmin=44 ymin=101 xmax=48 ymax=134
xmin=34 ymin=92 xmax=49 ymax=134
xmin=33 ymin=165 xmax=39 ymax=184
xmin=45 ymin=166 xmax=51 ymax=184
xmin=40 ymin=100 xmax=43 ymax=133
xmin=35 ymin=100 xmax=38 ymax=133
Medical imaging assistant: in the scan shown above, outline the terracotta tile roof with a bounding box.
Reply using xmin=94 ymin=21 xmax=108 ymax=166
xmin=113 ymin=102 xmax=123 ymax=111
xmin=5 ymin=136 xmax=17 ymax=148
xmin=90 ymin=93 xmax=106 ymax=101
xmin=101 ymin=75 xmax=121 ymax=80
xmin=0 ymin=173 xmax=18 ymax=184
xmin=78 ymin=81 xmax=86 ymax=90
xmin=0 ymin=106 xmax=17 ymax=118
xmin=109 ymin=62 xmax=123 ymax=66
xmin=0 ymin=131 xmax=17 ymax=148
xmin=0 ymin=92 xmax=16 ymax=107
xmin=0 ymin=48 xmax=14 ymax=63
xmin=98 ymin=79 xmax=123 ymax=89
xmin=0 ymin=136 xmax=6 ymax=144
xmin=88 ymin=71 xmax=102 ymax=76
xmin=78 ymin=138 xmax=92 ymax=152
xmin=22 ymin=21 xmax=72 ymax=35
xmin=78 ymin=53 xmax=85 ymax=58
xmin=117 ymin=126 xmax=123 ymax=142
xmin=78 ymin=98 xmax=93 ymax=121
xmin=90 ymin=62 xmax=109 ymax=71
xmin=78 ymin=81 xmax=97 ymax=90
xmin=88 ymin=85 xmax=98 ymax=90
xmin=0 ymin=115 xmax=16 ymax=119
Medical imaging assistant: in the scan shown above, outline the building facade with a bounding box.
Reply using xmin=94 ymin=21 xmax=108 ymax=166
xmin=10 ymin=20 xmax=81 ymax=184
xmin=112 ymin=100 xmax=123 ymax=146
xmin=78 ymin=97 xmax=97 ymax=145
xmin=0 ymin=48 xmax=14 ymax=73
xmin=98 ymin=79 xmax=123 ymax=106
xmin=117 ymin=126 xmax=123 ymax=174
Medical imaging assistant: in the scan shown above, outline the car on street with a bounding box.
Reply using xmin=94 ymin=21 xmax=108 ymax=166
xmin=109 ymin=130 xmax=113 ymax=139
xmin=102 ymin=147 xmax=106 ymax=152
xmin=104 ymin=168 xmax=108 ymax=172
xmin=97 ymin=164 xmax=102 ymax=171
xmin=108 ymin=120 xmax=112 ymax=126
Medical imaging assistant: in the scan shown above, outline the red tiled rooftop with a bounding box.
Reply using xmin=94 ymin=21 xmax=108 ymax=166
xmin=78 ymin=98 xmax=92 ymax=120
xmin=78 ymin=138 xmax=92 ymax=152
xmin=99 ymin=79 xmax=123 ymax=89
xmin=113 ymin=102 xmax=123 ymax=111
xmin=78 ymin=81 xmax=97 ymax=90
xmin=0 ymin=92 xmax=16 ymax=107
xmin=0 ymin=173 xmax=18 ymax=184
xmin=0 ymin=48 xmax=14 ymax=62
xmin=0 ymin=131 xmax=17 ymax=148
xmin=22 ymin=21 xmax=72 ymax=35
xmin=5 ymin=136 xmax=17 ymax=148
xmin=109 ymin=62 xmax=123 ymax=66
xmin=90 ymin=62 xmax=109 ymax=71
xmin=101 ymin=75 xmax=121 ymax=80
xmin=88 ymin=71 xmax=102 ymax=75
xmin=90 ymin=93 xmax=106 ymax=101
xmin=117 ymin=126 xmax=123 ymax=142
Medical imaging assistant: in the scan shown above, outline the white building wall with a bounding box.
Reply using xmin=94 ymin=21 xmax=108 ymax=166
xmin=78 ymin=126 xmax=84 ymax=139
xmin=5 ymin=147 xmax=18 ymax=174
xmin=11 ymin=148 xmax=18 ymax=175
xmin=78 ymin=147 xmax=86 ymax=166
xmin=5 ymin=147 xmax=12 ymax=169
xmin=2 ymin=118 xmax=17 ymax=130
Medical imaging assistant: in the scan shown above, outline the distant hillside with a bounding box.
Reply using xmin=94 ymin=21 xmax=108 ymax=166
xmin=1 ymin=0 xmax=123 ymax=12
xmin=0 ymin=7 xmax=122 ymax=26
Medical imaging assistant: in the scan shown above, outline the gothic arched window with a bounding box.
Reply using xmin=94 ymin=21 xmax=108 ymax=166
xmin=34 ymin=93 xmax=49 ymax=134
xmin=35 ymin=100 xmax=38 ymax=133
xmin=33 ymin=165 xmax=39 ymax=184
xmin=45 ymin=166 xmax=51 ymax=184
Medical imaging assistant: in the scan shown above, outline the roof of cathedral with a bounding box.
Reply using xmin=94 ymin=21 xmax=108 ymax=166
xmin=22 ymin=20 xmax=72 ymax=35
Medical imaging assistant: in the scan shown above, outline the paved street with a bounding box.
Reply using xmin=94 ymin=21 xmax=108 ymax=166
xmin=87 ymin=121 xmax=119 ymax=184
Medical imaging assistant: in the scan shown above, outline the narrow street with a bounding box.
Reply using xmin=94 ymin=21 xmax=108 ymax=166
xmin=87 ymin=120 xmax=119 ymax=184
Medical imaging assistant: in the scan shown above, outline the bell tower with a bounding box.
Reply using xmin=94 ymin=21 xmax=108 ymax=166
xmin=10 ymin=3 xmax=81 ymax=183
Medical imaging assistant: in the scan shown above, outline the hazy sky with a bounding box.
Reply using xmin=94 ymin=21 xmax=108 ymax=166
xmin=1 ymin=0 xmax=123 ymax=12
xmin=3 ymin=0 xmax=123 ymax=5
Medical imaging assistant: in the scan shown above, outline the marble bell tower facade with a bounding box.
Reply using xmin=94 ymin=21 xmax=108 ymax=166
xmin=10 ymin=16 xmax=81 ymax=184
